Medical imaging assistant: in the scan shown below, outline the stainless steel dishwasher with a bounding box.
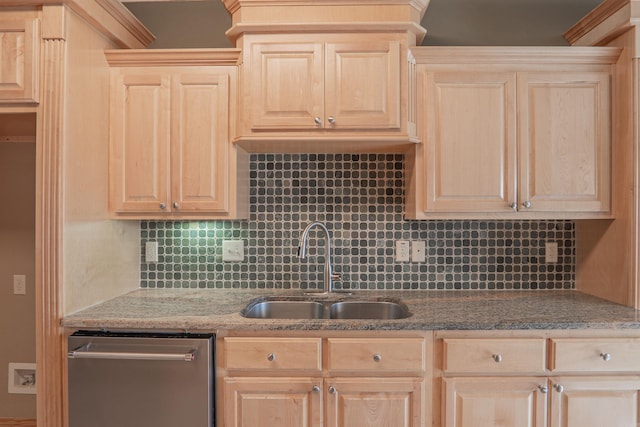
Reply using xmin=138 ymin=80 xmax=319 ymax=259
xmin=67 ymin=331 xmax=215 ymax=427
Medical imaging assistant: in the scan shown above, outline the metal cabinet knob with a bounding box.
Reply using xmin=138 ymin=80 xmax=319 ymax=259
xmin=373 ymin=354 xmax=382 ymax=362
xmin=267 ymin=353 xmax=276 ymax=362
xmin=327 ymin=116 xmax=336 ymax=125
xmin=312 ymin=385 xmax=320 ymax=393
xmin=314 ymin=117 xmax=322 ymax=126
xmin=538 ymin=385 xmax=548 ymax=394
xmin=600 ymin=352 xmax=612 ymax=361
xmin=509 ymin=202 xmax=517 ymax=211
xmin=173 ymin=202 xmax=179 ymax=209
xmin=328 ymin=386 xmax=336 ymax=394
xmin=159 ymin=203 xmax=167 ymax=209
xmin=554 ymin=384 xmax=564 ymax=393
xmin=492 ymin=354 xmax=503 ymax=363
xmin=522 ymin=201 xmax=532 ymax=208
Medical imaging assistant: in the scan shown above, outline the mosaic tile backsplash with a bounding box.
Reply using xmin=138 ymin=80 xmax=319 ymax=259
xmin=140 ymin=154 xmax=575 ymax=291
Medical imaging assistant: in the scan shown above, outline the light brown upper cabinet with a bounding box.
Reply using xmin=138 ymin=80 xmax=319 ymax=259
xmin=107 ymin=50 xmax=248 ymax=220
xmin=236 ymin=34 xmax=416 ymax=152
xmin=405 ymin=47 xmax=619 ymax=220
xmin=0 ymin=18 xmax=39 ymax=103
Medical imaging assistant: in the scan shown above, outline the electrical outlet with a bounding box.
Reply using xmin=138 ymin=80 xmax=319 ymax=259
xmin=411 ymin=241 xmax=426 ymax=263
xmin=545 ymin=242 xmax=559 ymax=263
xmin=395 ymin=240 xmax=410 ymax=262
xmin=145 ymin=241 xmax=158 ymax=263
xmin=13 ymin=275 xmax=26 ymax=295
xmin=223 ymin=240 xmax=245 ymax=262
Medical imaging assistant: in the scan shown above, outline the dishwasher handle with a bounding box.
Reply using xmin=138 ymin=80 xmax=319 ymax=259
xmin=67 ymin=345 xmax=197 ymax=362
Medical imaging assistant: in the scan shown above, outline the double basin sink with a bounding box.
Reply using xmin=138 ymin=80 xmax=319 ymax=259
xmin=242 ymin=296 xmax=411 ymax=320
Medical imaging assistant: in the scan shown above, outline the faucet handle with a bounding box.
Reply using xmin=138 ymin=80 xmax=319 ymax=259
xmin=331 ymin=273 xmax=341 ymax=281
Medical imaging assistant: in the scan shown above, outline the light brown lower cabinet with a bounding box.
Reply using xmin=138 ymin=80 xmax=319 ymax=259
xmin=221 ymin=335 xmax=426 ymax=427
xmin=224 ymin=377 xmax=322 ymax=427
xmin=441 ymin=336 xmax=640 ymax=427
xmin=444 ymin=376 xmax=640 ymax=427
xmin=224 ymin=376 xmax=423 ymax=427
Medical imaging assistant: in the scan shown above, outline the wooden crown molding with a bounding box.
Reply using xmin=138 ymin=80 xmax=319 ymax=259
xmin=222 ymin=0 xmax=429 ymax=44
xmin=411 ymin=46 xmax=623 ymax=65
xmin=105 ymin=48 xmax=241 ymax=67
xmin=0 ymin=0 xmax=155 ymax=48
xmin=564 ymin=0 xmax=636 ymax=46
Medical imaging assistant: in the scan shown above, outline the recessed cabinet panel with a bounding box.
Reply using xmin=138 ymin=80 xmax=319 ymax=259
xmin=110 ymin=73 xmax=171 ymax=213
xmin=326 ymin=378 xmax=423 ymax=427
xmin=550 ymin=377 xmax=640 ymax=427
xmin=424 ymin=72 xmax=516 ymax=212
xmin=0 ymin=19 xmax=39 ymax=103
xmin=172 ymin=73 xmax=230 ymax=212
xmin=224 ymin=377 xmax=322 ymax=427
xmin=518 ymin=72 xmax=611 ymax=213
xmin=444 ymin=377 xmax=547 ymax=427
xmin=325 ymin=42 xmax=400 ymax=129
xmin=249 ymin=42 xmax=324 ymax=130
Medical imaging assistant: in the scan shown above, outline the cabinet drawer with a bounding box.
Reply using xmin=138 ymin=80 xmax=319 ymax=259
xmin=443 ymin=338 xmax=546 ymax=374
xmin=327 ymin=338 xmax=425 ymax=373
xmin=224 ymin=337 xmax=322 ymax=372
xmin=550 ymin=338 xmax=640 ymax=372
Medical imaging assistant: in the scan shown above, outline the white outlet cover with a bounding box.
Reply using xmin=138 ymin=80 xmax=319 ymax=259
xmin=395 ymin=240 xmax=410 ymax=262
xmin=145 ymin=241 xmax=158 ymax=263
xmin=223 ymin=240 xmax=245 ymax=262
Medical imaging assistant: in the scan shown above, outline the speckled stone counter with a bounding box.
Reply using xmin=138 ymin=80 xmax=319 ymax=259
xmin=61 ymin=289 xmax=640 ymax=332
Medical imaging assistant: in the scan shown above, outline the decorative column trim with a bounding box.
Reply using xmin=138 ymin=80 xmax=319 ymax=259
xmin=36 ymin=6 xmax=66 ymax=427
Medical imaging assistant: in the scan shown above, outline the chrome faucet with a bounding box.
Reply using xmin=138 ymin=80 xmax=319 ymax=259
xmin=298 ymin=222 xmax=341 ymax=293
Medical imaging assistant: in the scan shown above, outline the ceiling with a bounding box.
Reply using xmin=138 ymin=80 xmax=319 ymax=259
xmin=123 ymin=0 xmax=604 ymax=49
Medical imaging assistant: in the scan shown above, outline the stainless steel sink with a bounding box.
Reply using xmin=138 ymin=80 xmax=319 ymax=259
xmin=242 ymin=298 xmax=410 ymax=320
xmin=243 ymin=300 xmax=325 ymax=319
xmin=329 ymin=301 xmax=410 ymax=320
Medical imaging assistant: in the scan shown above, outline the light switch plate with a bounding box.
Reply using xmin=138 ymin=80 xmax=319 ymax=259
xmin=13 ymin=275 xmax=26 ymax=295
xmin=411 ymin=241 xmax=426 ymax=263
xmin=223 ymin=240 xmax=244 ymax=262
xmin=545 ymin=242 xmax=558 ymax=263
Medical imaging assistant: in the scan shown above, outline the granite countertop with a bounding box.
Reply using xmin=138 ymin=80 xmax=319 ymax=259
xmin=60 ymin=289 xmax=640 ymax=332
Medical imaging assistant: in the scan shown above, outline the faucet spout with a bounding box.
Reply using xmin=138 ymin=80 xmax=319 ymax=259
xmin=298 ymin=222 xmax=340 ymax=293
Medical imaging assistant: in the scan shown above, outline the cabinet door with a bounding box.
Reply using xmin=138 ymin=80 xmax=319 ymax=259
xmin=517 ymin=71 xmax=611 ymax=213
xmin=224 ymin=377 xmax=322 ymax=427
xmin=443 ymin=377 xmax=547 ymax=427
xmin=0 ymin=19 xmax=39 ymax=102
xmin=248 ymin=42 xmax=324 ymax=130
xmin=324 ymin=41 xmax=400 ymax=130
xmin=110 ymin=71 xmax=171 ymax=213
xmin=550 ymin=377 xmax=640 ymax=427
xmin=326 ymin=378 xmax=423 ymax=427
xmin=421 ymin=71 xmax=517 ymax=212
xmin=171 ymin=72 xmax=230 ymax=213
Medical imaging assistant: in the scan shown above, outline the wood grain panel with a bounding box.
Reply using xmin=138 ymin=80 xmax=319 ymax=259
xmin=171 ymin=72 xmax=229 ymax=212
xmin=0 ymin=19 xmax=39 ymax=102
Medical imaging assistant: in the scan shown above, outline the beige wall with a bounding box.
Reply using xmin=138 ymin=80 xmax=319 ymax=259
xmin=0 ymin=142 xmax=36 ymax=418
xmin=62 ymin=8 xmax=140 ymax=315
